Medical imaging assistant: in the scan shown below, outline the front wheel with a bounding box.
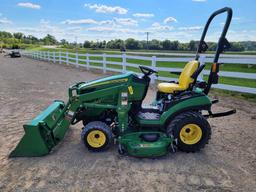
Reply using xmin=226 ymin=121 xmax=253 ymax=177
xmin=166 ymin=111 xmax=211 ymax=152
xmin=81 ymin=121 xmax=113 ymax=152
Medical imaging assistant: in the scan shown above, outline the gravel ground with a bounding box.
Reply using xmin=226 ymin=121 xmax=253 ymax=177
xmin=0 ymin=54 xmax=255 ymax=192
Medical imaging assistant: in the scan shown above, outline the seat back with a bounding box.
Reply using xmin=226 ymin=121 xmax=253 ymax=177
xmin=178 ymin=60 xmax=199 ymax=89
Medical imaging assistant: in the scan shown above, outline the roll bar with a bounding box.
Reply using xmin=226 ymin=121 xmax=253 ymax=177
xmin=195 ymin=7 xmax=233 ymax=94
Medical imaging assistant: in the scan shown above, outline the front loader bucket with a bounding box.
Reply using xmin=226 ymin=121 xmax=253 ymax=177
xmin=10 ymin=100 xmax=70 ymax=157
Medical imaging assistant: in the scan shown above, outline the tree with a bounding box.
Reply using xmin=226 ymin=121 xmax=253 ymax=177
xmin=106 ymin=39 xmax=124 ymax=49
xmin=170 ymin=41 xmax=179 ymax=50
xmin=60 ymin=39 xmax=68 ymax=45
xmin=102 ymin=40 xmax=106 ymax=48
xmin=138 ymin=40 xmax=147 ymax=49
xmin=149 ymin=39 xmax=162 ymax=50
xmin=83 ymin=40 xmax=91 ymax=48
xmin=229 ymin=42 xmax=245 ymax=52
xmin=42 ymin=34 xmax=58 ymax=45
xmin=162 ymin=40 xmax=180 ymax=50
xmin=208 ymin=42 xmax=217 ymax=51
xmin=188 ymin=40 xmax=197 ymax=51
xmin=162 ymin=40 xmax=171 ymax=50
xmin=22 ymin=35 xmax=39 ymax=44
xmin=13 ymin=32 xmax=24 ymax=39
xmin=125 ymin=38 xmax=139 ymax=49
xmin=0 ymin=31 xmax=13 ymax=39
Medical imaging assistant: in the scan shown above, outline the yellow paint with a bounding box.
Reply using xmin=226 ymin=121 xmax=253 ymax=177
xmin=157 ymin=60 xmax=199 ymax=93
xmin=128 ymin=86 xmax=134 ymax=95
xmin=86 ymin=130 xmax=106 ymax=148
xmin=86 ymin=78 xmax=128 ymax=88
xmin=179 ymin=123 xmax=202 ymax=145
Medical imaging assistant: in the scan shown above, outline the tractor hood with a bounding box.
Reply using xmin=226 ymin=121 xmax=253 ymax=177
xmin=78 ymin=72 xmax=134 ymax=93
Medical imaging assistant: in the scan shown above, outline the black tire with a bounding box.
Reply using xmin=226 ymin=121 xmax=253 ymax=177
xmin=81 ymin=121 xmax=113 ymax=152
xmin=166 ymin=111 xmax=211 ymax=152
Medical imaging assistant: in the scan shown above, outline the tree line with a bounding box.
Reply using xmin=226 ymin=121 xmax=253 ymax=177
xmin=0 ymin=31 xmax=57 ymax=49
xmin=1 ymin=31 xmax=255 ymax=52
xmin=82 ymin=39 xmax=254 ymax=52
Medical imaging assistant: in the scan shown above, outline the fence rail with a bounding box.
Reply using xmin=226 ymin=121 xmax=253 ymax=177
xmin=21 ymin=50 xmax=256 ymax=94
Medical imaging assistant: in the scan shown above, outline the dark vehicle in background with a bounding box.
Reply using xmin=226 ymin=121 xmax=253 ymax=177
xmin=7 ymin=51 xmax=21 ymax=58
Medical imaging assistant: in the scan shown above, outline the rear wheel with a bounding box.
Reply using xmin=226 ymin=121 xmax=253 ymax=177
xmin=81 ymin=121 xmax=113 ymax=151
xmin=167 ymin=111 xmax=211 ymax=152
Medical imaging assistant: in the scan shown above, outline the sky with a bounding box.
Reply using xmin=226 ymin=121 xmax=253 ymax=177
xmin=0 ymin=0 xmax=256 ymax=43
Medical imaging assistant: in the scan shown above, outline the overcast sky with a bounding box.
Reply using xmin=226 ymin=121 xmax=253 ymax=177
xmin=0 ymin=0 xmax=255 ymax=42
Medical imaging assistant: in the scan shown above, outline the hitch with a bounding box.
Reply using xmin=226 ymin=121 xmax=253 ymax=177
xmin=204 ymin=109 xmax=236 ymax=118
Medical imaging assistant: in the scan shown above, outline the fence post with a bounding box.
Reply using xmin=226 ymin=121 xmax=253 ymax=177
xmin=59 ymin=51 xmax=61 ymax=64
xmin=151 ymin=56 xmax=157 ymax=84
xmin=103 ymin=53 xmax=106 ymax=73
xmin=86 ymin=53 xmax=89 ymax=70
xmin=53 ymin=52 xmax=56 ymax=63
xmin=199 ymin=55 xmax=205 ymax=81
xmin=66 ymin=52 xmax=69 ymax=65
xmin=47 ymin=51 xmax=50 ymax=62
xmin=75 ymin=52 xmax=79 ymax=68
xmin=122 ymin=53 xmax=126 ymax=73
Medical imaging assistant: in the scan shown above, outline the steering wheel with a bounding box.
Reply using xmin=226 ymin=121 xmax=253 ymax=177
xmin=139 ymin=66 xmax=157 ymax=76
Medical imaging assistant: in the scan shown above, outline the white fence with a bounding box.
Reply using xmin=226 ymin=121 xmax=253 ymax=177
xmin=21 ymin=50 xmax=256 ymax=94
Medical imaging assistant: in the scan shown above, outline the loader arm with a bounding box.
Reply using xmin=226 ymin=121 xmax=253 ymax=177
xmin=10 ymin=82 xmax=130 ymax=157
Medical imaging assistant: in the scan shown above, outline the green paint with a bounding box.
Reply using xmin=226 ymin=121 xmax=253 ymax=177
xmin=118 ymin=132 xmax=172 ymax=157
xmin=138 ymin=95 xmax=211 ymax=127
xmin=10 ymin=101 xmax=69 ymax=157
xmin=11 ymin=71 xmax=212 ymax=158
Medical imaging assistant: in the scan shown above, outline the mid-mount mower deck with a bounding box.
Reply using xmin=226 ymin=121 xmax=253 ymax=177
xmin=10 ymin=7 xmax=236 ymax=158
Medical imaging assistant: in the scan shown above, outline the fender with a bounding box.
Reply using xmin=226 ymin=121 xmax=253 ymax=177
xmin=160 ymin=95 xmax=212 ymax=127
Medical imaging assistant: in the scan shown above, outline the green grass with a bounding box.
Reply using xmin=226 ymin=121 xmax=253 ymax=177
xmin=210 ymin=89 xmax=256 ymax=102
xmin=89 ymin=56 xmax=102 ymax=60
xmin=26 ymin=46 xmax=256 ymax=55
xmin=156 ymin=61 xmax=256 ymax=73
xmin=217 ymin=76 xmax=256 ymax=88
xmin=126 ymin=58 xmax=151 ymax=66
xmin=106 ymin=57 xmax=122 ymax=62
xmin=106 ymin=64 xmax=122 ymax=69
xmin=26 ymin=46 xmax=256 ymax=94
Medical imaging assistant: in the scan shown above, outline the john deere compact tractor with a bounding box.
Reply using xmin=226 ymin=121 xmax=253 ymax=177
xmin=10 ymin=7 xmax=236 ymax=158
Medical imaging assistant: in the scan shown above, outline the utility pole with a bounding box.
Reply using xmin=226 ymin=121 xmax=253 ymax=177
xmin=146 ymin=32 xmax=149 ymax=50
xmin=96 ymin=39 xmax=99 ymax=49
xmin=75 ymin=36 xmax=78 ymax=53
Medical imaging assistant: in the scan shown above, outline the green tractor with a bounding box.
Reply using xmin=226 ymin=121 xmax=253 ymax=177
xmin=10 ymin=7 xmax=236 ymax=158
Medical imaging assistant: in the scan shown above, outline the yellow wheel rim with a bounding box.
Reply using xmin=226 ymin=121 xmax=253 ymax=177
xmin=179 ymin=124 xmax=202 ymax=145
xmin=87 ymin=130 xmax=106 ymax=148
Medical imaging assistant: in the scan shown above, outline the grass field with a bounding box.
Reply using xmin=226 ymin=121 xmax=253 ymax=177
xmin=27 ymin=46 xmax=256 ymax=55
xmin=26 ymin=47 xmax=256 ymax=92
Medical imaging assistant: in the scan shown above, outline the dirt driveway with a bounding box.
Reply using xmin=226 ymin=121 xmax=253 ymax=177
xmin=0 ymin=54 xmax=255 ymax=192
